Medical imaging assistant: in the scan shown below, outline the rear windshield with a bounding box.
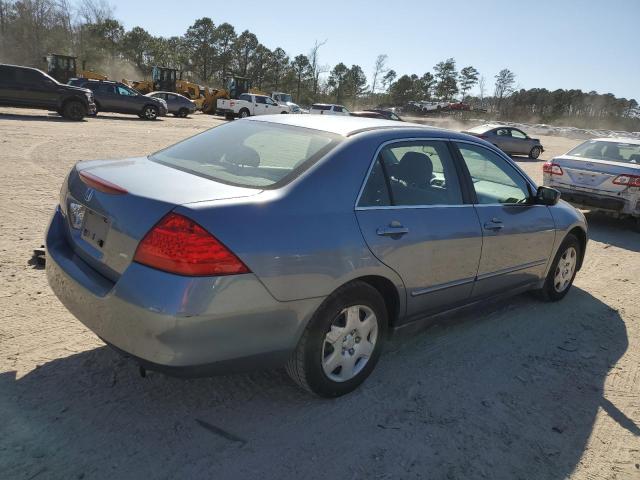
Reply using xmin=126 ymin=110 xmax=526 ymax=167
xmin=150 ymin=120 xmax=341 ymax=188
xmin=466 ymin=125 xmax=493 ymax=134
xmin=311 ymin=104 xmax=332 ymax=110
xmin=568 ymin=140 xmax=640 ymax=164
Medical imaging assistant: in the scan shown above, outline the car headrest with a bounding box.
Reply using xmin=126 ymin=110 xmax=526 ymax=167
xmin=396 ymin=151 xmax=433 ymax=187
xmin=227 ymin=145 xmax=260 ymax=167
xmin=629 ymin=154 xmax=640 ymax=163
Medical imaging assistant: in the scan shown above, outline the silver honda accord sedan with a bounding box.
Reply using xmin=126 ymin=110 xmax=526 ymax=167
xmin=46 ymin=115 xmax=587 ymax=397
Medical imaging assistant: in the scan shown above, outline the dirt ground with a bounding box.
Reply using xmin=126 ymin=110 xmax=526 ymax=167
xmin=0 ymin=109 xmax=638 ymax=480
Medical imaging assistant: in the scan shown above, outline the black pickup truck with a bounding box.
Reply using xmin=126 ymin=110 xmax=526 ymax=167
xmin=0 ymin=64 xmax=96 ymax=120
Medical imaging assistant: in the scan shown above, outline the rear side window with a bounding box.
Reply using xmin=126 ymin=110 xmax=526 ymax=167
xmin=255 ymin=96 xmax=267 ymax=104
xmin=16 ymin=69 xmax=45 ymax=86
xmin=238 ymin=93 xmax=252 ymax=102
xmin=0 ymin=66 xmax=16 ymax=83
xmin=359 ymin=141 xmax=463 ymax=207
xmin=151 ymin=121 xmax=342 ymax=188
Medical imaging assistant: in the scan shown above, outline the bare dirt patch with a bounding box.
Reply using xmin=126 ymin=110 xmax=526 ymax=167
xmin=1 ymin=109 xmax=638 ymax=479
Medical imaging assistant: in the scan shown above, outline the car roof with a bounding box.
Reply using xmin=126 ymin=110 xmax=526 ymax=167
xmin=247 ymin=114 xmax=459 ymax=138
xmin=589 ymin=137 xmax=640 ymax=145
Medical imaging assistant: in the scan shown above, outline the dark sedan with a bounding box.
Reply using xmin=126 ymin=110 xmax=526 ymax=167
xmin=146 ymin=91 xmax=196 ymax=117
xmin=463 ymin=124 xmax=544 ymax=159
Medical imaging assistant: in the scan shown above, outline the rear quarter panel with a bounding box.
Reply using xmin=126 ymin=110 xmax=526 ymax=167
xmin=178 ymin=132 xmax=408 ymax=313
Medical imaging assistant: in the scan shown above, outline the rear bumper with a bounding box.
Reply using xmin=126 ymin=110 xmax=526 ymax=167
xmin=45 ymin=207 xmax=323 ymax=373
xmin=552 ymin=186 xmax=637 ymax=216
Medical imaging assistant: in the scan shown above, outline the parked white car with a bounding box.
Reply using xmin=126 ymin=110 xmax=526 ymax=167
xmin=543 ymin=137 xmax=640 ymax=231
xmin=217 ymin=93 xmax=290 ymax=119
xmin=309 ymin=103 xmax=350 ymax=116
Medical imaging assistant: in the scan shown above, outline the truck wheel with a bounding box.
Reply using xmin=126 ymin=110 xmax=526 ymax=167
xmin=286 ymin=281 xmax=387 ymax=397
xmin=529 ymin=146 xmax=542 ymax=159
xmin=142 ymin=105 xmax=158 ymax=120
xmin=62 ymin=100 xmax=87 ymax=121
xmin=280 ymin=111 xmax=288 ymax=114
xmin=239 ymin=108 xmax=250 ymax=118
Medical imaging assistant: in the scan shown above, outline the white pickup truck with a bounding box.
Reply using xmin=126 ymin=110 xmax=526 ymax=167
xmin=217 ymin=93 xmax=290 ymax=119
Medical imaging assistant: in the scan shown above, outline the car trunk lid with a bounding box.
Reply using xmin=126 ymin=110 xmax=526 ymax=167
xmin=62 ymin=157 xmax=260 ymax=281
xmin=552 ymin=155 xmax=640 ymax=193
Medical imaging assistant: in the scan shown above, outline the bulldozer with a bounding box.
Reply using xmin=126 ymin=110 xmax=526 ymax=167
xmin=44 ymin=54 xmax=107 ymax=83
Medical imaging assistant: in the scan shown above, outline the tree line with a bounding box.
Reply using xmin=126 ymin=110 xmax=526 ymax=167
xmin=0 ymin=0 xmax=637 ymax=127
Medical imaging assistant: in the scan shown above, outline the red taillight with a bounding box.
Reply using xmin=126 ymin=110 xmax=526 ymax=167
xmin=133 ymin=213 xmax=250 ymax=276
xmin=543 ymin=162 xmax=563 ymax=175
xmin=613 ymin=174 xmax=640 ymax=187
xmin=79 ymin=170 xmax=127 ymax=195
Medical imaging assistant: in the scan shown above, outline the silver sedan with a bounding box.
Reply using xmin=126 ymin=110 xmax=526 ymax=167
xmin=464 ymin=124 xmax=545 ymax=159
xmin=46 ymin=115 xmax=586 ymax=397
xmin=146 ymin=91 xmax=196 ymax=117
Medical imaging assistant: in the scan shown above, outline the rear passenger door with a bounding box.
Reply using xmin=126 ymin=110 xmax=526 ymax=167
xmin=454 ymin=142 xmax=556 ymax=298
xmin=356 ymin=140 xmax=483 ymax=320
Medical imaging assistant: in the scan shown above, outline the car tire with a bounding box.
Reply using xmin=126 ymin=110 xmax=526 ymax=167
xmin=62 ymin=100 xmax=86 ymax=121
xmin=178 ymin=108 xmax=189 ymax=118
xmin=239 ymin=108 xmax=250 ymax=118
xmin=529 ymin=146 xmax=542 ymax=159
xmin=535 ymin=233 xmax=581 ymax=302
xmin=225 ymin=113 xmax=235 ymax=120
xmin=280 ymin=111 xmax=288 ymax=114
xmin=142 ymin=105 xmax=158 ymax=120
xmin=285 ymin=281 xmax=388 ymax=397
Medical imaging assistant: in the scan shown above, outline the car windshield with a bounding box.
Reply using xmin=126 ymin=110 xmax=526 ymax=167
xmin=567 ymin=140 xmax=640 ymax=164
xmin=150 ymin=121 xmax=342 ymax=188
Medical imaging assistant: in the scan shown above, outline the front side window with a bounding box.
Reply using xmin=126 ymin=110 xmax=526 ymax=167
xmin=117 ymin=86 xmax=134 ymax=96
xmin=359 ymin=141 xmax=463 ymax=207
xmin=510 ymin=129 xmax=527 ymax=139
xmin=456 ymin=143 xmax=531 ymax=205
xmin=151 ymin=121 xmax=341 ymax=188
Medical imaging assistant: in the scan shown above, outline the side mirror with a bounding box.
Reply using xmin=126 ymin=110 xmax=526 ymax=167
xmin=536 ymin=186 xmax=560 ymax=206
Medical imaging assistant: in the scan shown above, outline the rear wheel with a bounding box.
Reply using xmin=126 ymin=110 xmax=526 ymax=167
xmin=535 ymin=234 xmax=580 ymax=301
xmin=529 ymin=146 xmax=542 ymax=159
xmin=177 ymin=108 xmax=189 ymax=118
xmin=142 ymin=105 xmax=158 ymax=120
xmin=239 ymin=108 xmax=250 ymax=118
xmin=286 ymin=281 xmax=387 ymax=397
xmin=62 ymin=100 xmax=86 ymax=121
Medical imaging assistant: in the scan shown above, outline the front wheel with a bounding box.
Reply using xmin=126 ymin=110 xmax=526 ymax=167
xmin=142 ymin=105 xmax=158 ymax=120
xmin=535 ymin=234 xmax=580 ymax=301
xmin=529 ymin=146 xmax=542 ymax=159
xmin=239 ymin=108 xmax=250 ymax=118
xmin=62 ymin=100 xmax=86 ymax=121
xmin=286 ymin=281 xmax=387 ymax=397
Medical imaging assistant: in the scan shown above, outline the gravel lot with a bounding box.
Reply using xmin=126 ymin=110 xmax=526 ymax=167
xmin=1 ymin=109 xmax=639 ymax=480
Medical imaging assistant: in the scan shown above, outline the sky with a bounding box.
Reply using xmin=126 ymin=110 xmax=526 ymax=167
xmin=109 ymin=0 xmax=639 ymax=100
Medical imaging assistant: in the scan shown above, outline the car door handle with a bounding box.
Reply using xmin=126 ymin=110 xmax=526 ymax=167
xmin=483 ymin=218 xmax=504 ymax=231
xmin=376 ymin=225 xmax=409 ymax=237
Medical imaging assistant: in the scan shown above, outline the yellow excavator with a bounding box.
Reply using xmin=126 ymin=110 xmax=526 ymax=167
xmin=44 ymin=54 xmax=107 ymax=83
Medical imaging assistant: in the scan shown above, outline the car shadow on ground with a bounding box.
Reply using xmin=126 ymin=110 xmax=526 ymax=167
xmin=0 ymin=112 xmax=83 ymax=122
xmin=0 ymin=288 xmax=629 ymax=479
xmin=585 ymin=212 xmax=640 ymax=253
xmin=90 ymin=114 xmax=164 ymax=122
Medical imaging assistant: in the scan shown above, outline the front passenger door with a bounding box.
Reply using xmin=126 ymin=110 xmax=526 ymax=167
xmin=355 ymin=140 xmax=483 ymax=321
xmin=455 ymin=142 xmax=556 ymax=299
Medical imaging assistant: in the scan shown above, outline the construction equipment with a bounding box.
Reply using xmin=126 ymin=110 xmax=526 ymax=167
xmin=123 ymin=66 xmax=177 ymax=95
xmin=201 ymin=75 xmax=266 ymax=115
xmin=44 ymin=54 xmax=107 ymax=83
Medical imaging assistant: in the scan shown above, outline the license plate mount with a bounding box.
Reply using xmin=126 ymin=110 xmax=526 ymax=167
xmin=81 ymin=209 xmax=110 ymax=250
